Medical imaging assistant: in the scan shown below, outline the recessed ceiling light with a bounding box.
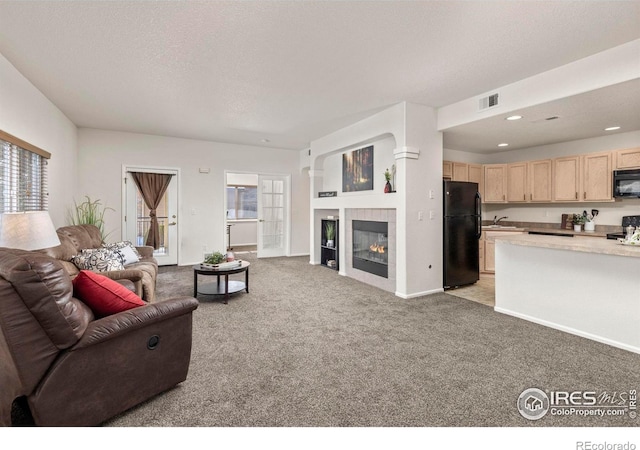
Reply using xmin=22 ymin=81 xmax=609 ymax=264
xmin=506 ymin=115 xmax=522 ymax=121
xmin=261 ymin=138 xmax=271 ymax=143
xmin=604 ymin=126 xmax=621 ymax=131
xmin=498 ymin=143 xmax=509 ymax=147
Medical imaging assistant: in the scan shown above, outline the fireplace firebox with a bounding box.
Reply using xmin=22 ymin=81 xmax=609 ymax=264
xmin=352 ymin=220 xmax=388 ymax=278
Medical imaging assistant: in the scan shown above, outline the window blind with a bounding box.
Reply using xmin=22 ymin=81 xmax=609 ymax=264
xmin=0 ymin=131 xmax=50 ymax=213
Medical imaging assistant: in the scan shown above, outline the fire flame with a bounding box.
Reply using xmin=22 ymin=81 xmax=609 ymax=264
xmin=369 ymin=242 xmax=385 ymax=254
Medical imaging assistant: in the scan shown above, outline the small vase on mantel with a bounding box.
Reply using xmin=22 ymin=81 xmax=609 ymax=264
xmin=384 ymin=168 xmax=393 ymax=193
xmin=573 ymin=224 xmax=582 ymax=232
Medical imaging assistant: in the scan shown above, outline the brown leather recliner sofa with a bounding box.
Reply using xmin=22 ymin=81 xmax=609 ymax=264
xmin=40 ymin=224 xmax=158 ymax=302
xmin=0 ymin=247 xmax=198 ymax=426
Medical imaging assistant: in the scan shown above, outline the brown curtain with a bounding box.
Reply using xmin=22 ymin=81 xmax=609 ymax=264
xmin=131 ymin=172 xmax=173 ymax=249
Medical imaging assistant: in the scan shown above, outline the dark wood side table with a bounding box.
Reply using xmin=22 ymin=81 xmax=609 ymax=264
xmin=193 ymin=260 xmax=250 ymax=304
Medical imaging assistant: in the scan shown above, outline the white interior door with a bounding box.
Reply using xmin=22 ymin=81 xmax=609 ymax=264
xmin=257 ymin=174 xmax=290 ymax=258
xmin=123 ymin=168 xmax=179 ymax=266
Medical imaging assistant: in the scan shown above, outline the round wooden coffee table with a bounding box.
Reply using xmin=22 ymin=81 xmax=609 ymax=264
xmin=193 ymin=260 xmax=250 ymax=304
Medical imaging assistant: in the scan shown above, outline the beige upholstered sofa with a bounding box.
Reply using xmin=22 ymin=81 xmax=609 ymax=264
xmin=39 ymin=224 xmax=158 ymax=302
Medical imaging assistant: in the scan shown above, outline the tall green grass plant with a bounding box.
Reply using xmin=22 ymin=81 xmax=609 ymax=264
xmin=68 ymin=196 xmax=113 ymax=241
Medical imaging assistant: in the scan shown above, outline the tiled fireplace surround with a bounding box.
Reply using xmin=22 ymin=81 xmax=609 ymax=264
xmin=345 ymin=208 xmax=396 ymax=293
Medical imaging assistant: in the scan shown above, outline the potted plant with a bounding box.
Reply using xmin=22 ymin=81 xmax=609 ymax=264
xmin=384 ymin=168 xmax=393 ymax=193
xmin=203 ymin=251 xmax=226 ymax=267
xmin=68 ymin=196 xmax=114 ymax=241
xmin=572 ymin=213 xmax=586 ymax=232
xmin=325 ymin=221 xmax=336 ymax=248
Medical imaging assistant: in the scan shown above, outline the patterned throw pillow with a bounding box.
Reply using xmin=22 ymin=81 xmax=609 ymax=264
xmin=71 ymin=248 xmax=125 ymax=272
xmin=102 ymin=241 xmax=141 ymax=266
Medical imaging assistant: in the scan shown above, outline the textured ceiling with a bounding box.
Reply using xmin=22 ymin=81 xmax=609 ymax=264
xmin=0 ymin=1 xmax=639 ymax=151
xmin=444 ymin=79 xmax=640 ymax=154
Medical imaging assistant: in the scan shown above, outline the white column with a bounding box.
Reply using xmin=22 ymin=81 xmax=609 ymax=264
xmin=308 ymin=169 xmax=324 ymax=264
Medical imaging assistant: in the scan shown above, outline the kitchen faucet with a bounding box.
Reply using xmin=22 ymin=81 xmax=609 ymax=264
xmin=493 ymin=215 xmax=508 ymax=225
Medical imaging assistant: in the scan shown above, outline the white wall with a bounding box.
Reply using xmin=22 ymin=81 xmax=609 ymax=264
xmin=77 ymin=128 xmax=309 ymax=264
xmin=227 ymin=173 xmax=258 ymax=186
xmin=443 ymin=148 xmax=486 ymax=164
xmin=227 ymin=221 xmax=257 ymax=247
xmin=0 ymin=52 xmax=78 ymax=227
xmin=321 ymin=136 xmax=396 ymax=194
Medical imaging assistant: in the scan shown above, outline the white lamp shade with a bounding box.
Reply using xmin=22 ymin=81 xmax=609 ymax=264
xmin=0 ymin=211 xmax=61 ymax=250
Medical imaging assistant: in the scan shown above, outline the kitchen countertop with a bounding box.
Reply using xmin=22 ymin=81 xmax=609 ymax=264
xmin=482 ymin=222 xmax=615 ymax=238
xmin=527 ymin=227 xmax=608 ymax=237
xmin=482 ymin=226 xmax=606 ymax=237
xmin=482 ymin=226 xmax=526 ymax=232
xmin=493 ymin=233 xmax=640 ymax=258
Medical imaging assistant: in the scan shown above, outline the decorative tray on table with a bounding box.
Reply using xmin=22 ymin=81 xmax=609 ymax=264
xmin=201 ymin=260 xmax=242 ymax=269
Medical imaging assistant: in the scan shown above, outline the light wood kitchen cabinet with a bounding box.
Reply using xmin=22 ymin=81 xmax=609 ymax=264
xmin=452 ymin=162 xmax=469 ymax=181
xmin=615 ymin=147 xmax=640 ymax=169
xmin=468 ymin=164 xmax=483 ymax=197
xmin=582 ymin=151 xmax=612 ymax=201
xmin=528 ymin=159 xmax=553 ymax=202
xmin=443 ymin=160 xmax=481 ymax=185
xmin=484 ymin=238 xmax=496 ymax=273
xmin=482 ymin=230 xmax=525 ymax=274
xmin=483 ymin=164 xmax=507 ymax=203
xmin=468 ymin=164 xmax=482 ymax=183
xmin=445 ymin=149 xmax=614 ymax=204
xmin=507 ymin=162 xmax=528 ymax=202
xmin=553 ymin=156 xmax=580 ymax=202
xmin=479 ymin=234 xmax=485 ymax=272
xmin=443 ymin=161 xmax=452 ymax=179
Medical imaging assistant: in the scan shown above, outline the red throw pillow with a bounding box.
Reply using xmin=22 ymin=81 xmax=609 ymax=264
xmin=73 ymin=270 xmax=145 ymax=317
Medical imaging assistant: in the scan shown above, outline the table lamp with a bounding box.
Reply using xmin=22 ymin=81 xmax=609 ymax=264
xmin=0 ymin=211 xmax=61 ymax=250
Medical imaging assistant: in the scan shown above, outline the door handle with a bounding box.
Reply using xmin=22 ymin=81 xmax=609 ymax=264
xmin=475 ymin=191 xmax=482 ymax=239
xmin=168 ymin=222 xmax=177 ymax=226
xmin=259 ymin=219 xmax=264 ymax=222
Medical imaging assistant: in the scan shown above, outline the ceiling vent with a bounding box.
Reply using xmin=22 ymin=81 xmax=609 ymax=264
xmin=478 ymin=93 xmax=499 ymax=111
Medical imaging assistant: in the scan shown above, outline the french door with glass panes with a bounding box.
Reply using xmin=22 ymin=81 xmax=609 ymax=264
xmin=257 ymin=174 xmax=290 ymax=258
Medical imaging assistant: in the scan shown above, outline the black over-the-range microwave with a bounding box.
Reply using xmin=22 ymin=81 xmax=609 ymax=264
xmin=613 ymin=169 xmax=640 ymax=198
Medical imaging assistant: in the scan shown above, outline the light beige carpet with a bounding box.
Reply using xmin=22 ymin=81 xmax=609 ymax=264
xmin=104 ymin=255 xmax=640 ymax=427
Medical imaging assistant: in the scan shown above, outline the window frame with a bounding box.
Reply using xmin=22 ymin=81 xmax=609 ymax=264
xmin=226 ymin=184 xmax=258 ymax=221
xmin=0 ymin=129 xmax=51 ymax=213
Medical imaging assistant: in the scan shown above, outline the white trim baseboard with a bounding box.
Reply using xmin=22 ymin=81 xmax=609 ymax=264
xmin=495 ymin=307 xmax=640 ymax=355
xmin=395 ymin=287 xmax=445 ymax=299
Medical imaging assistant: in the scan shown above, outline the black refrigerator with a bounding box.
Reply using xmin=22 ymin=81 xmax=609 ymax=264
xmin=443 ymin=180 xmax=481 ymax=289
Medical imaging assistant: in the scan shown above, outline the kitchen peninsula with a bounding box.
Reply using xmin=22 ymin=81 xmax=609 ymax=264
xmin=494 ymin=234 xmax=640 ymax=354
